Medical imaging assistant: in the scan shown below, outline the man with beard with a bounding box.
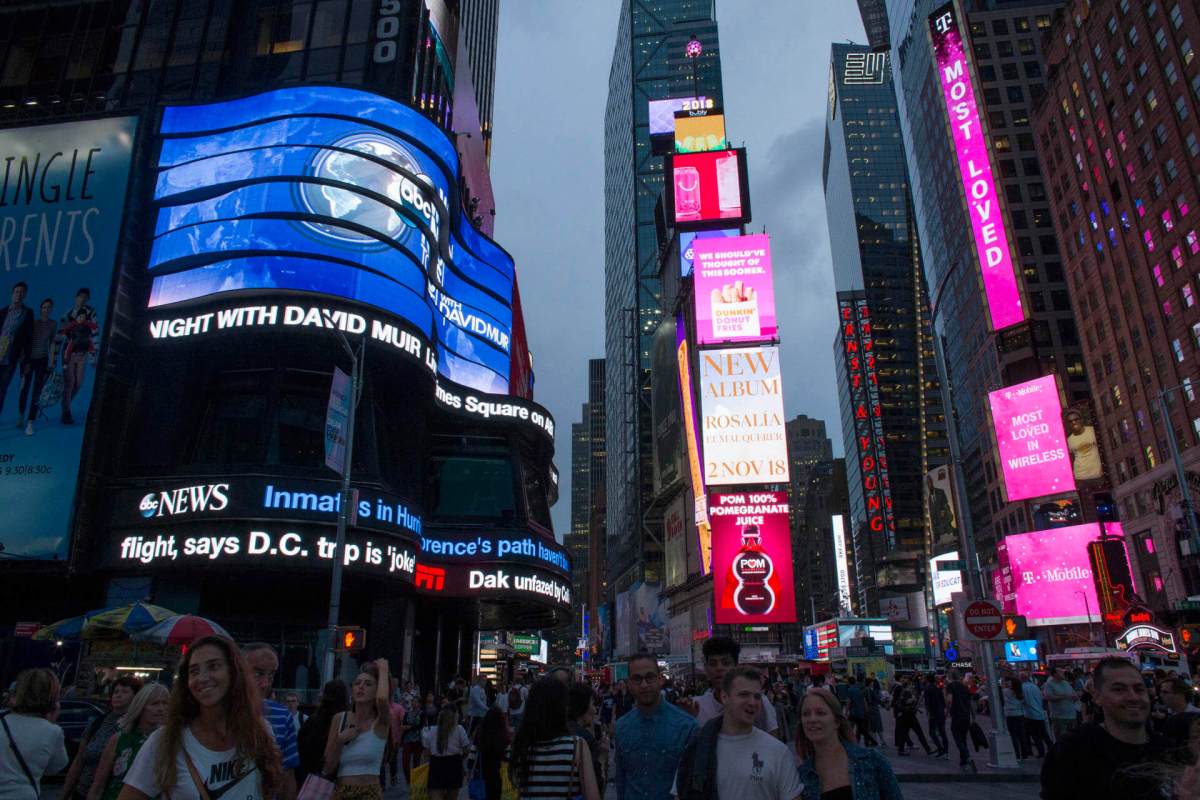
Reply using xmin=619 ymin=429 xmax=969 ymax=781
xmin=1041 ymin=658 xmax=1171 ymax=800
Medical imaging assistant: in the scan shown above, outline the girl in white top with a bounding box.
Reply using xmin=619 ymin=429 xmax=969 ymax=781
xmin=421 ymin=706 xmax=471 ymax=800
xmin=323 ymin=658 xmax=391 ymax=800
xmin=119 ymin=635 xmax=283 ymax=800
xmin=0 ymin=668 xmax=68 ymax=800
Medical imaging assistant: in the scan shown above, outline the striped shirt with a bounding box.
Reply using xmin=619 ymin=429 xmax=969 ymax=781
xmin=263 ymin=699 xmax=301 ymax=769
xmin=518 ymin=735 xmax=580 ymax=799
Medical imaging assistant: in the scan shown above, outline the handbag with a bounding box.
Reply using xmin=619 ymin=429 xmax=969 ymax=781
xmin=409 ymin=762 xmax=430 ymax=800
xmin=37 ymin=370 xmax=63 ymax=411
xmin=299 ymin=711 xmax=348 ymax=800
xmin=0 ymin=712 xmax=39 ymax=798
xmin=467 ymin=755 xmax=486 ymax=800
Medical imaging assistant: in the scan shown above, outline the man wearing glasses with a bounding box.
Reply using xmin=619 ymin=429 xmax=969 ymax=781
xmin=613 ymin=652 xmax=697 ymax=800
xmin=244 ymin=642 xmax=300 ymax=800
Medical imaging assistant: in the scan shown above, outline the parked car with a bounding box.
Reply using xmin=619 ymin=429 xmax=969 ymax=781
xmin=57 ymin=698 xmax=110 ymax=762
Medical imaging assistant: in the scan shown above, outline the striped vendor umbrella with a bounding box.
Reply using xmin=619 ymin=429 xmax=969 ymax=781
xmin=132 ymin=615 xmax=231 ymax=646
xmin=79 ymin=602 xmax=176 ymax=639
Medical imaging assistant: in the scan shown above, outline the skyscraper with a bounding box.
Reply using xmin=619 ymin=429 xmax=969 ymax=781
xmin=459 ymin=0 xmax=499 ymax=146
xmin=1034 ymin=0 xmax=1200 ymax=602
xmin=569 ymin=407 xmax=592 ymax=614
xmin=887 ymin=0 xmax=1088 ymax=564
xmin=823 ymin=42 xmax=949 ymax=613
xmin=604 ymin=0 xmax=723 ymax=595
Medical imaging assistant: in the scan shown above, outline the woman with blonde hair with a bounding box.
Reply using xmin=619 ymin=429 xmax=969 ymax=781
xmin=795 ymin=688 xmax=902 ymax=800
xmin=421 ymin=705 xmax=470 ymax=800
xmin=323 ymin=659 xmax=391 ymax=800
xmin=0 ymin=668 xmax=68 ymax=799
xmin=87 ymin=683 xmax=168 ymax=800
xmin=118 ymin=635 xmax=283 ymax=799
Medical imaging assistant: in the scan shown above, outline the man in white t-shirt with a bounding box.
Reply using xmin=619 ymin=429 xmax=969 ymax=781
xmin=673 ymin=666 xmax=801 ymax=800
xmin=689 ymin=637 xmax=779 ymax=735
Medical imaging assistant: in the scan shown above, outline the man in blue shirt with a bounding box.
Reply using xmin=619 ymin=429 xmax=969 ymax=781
xmin=1021 ymin=672 xmax=1052 ymax=758
xmin=614 ymin=651 xmax=697 ymax=800
xmin=245 ymin=642 xmax=300 ymax=799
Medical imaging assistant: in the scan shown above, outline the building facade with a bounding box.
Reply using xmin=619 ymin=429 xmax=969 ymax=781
xmin=823 ymin=42 xmax=949 ymax=614
xmin=1035 ymin=0 xmax=1200 ymax=604
xmin=887 ymin=0 xmax=1090 ymax=570
xmin=603 ymin=0 xmax=723 ymax=597
xmin=0 ymin=0 xmax=567 ymax=692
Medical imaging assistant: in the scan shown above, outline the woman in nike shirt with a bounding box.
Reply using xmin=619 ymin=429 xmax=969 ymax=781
xmin=119 ymin=635 xmax=283 ymax=800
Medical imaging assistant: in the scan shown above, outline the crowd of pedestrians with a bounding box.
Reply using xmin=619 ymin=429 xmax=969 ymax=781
xmin=12 ymin=639 xmax=1200 ymax=799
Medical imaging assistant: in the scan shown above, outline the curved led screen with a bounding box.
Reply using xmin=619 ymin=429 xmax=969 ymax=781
xmin=148 ymin=87 xmax=514 ymax=395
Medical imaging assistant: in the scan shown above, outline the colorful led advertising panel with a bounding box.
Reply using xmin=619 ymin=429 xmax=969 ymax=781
xmin=997 ymin=522 xmax=1125 ymax=626
xmin=666 ymin=149 xmax=750 ymax=227
xmin=648 ymin=96 xmax=713 ymax=137
xmin=674 ymin=111 xmax=727 ymax=154
xmin=147 ymin=86 xmax=514 ymax=395
xmin=680 ymin=228 xmax=740 ymax=276
xmin=676 ymin=312 xmax=711 ymax=571
xmin=0 ymin=116 xmax=138 ymax=560
xmin=709 ymin=491 xmax=796 ymax=624
xmin=1004 ymin=639 xmax=1040 ymax=663
xmin=832 ymin=515 xmax=853 ymax=613
xmin=693 ymin=234 xmax=778 ymax=345
xmin=698 ymin=345 xmax=789 ymax=486
xmin=928 ymin=3 xmax=1025 ymax=331
xmin=988 ymin=375 xmax=1076 ymax=501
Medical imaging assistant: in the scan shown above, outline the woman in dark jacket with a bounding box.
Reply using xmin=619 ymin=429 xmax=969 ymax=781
xmin=297 ymin=680 xmax=349 ymax=785
xmin=477 ymin=706 xmax=511 ymax=800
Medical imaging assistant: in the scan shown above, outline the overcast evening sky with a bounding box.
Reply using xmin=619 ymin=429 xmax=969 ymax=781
xmin=490 ymin=1 xmax=868 ymax=537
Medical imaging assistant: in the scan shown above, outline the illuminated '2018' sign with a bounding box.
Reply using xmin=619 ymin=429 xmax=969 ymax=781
xmin=148 ymin=86 xmax=515 ymax=395
xmin=929 ymin=4 xmax=1025 ymax=332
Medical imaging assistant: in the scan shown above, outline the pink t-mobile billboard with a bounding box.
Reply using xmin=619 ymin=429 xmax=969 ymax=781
xmin=709 ymin=491 xmax=797 ymax=624
xmin=998 ymin=523 xmax=1125 ymax=626
xmin=693 ymin=234 xmax=778 ymax=344
xmin=989 ymin=375 xmax=1076 ymax=502
xmin=929 ymin=3 xmax=1025 ymax=331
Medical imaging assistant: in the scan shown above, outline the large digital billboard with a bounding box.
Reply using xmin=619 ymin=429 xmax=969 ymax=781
xmin=832 ymin=515 xmax=852 ymax=613
xmin=699 ymin=345 xmax=789 ymax=485
xmin=666 ymin=149 xmax=751 ymax=228
xmin=929 ymin=3 xmax=1025 ymax=331
xmin=147 ymin=86 xmax=514 ymax=395
xmin=693 ymin=234 xmax=777 ymax=345
xmin=997 ymin=523 xmax=1126 ymax=626
xmin=676 ymin=312 xmax=711 ymax=570
xmin=988 ymin=375 xmax=1075 ymax=502
xmin=709 ymin=491 xmax=796 ymax=624
xmin=674 ymin=111 xmax=727 ymax=154
xmin=0 ymin=116 xmax=138 ymax=559
xmin=1004 ymin=640 xmax=1040 ymax=663
xmin=648 ymin=96 xmax=713 ymax=137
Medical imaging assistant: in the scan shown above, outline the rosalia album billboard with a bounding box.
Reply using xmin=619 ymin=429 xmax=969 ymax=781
xmin=0 ymin=117 xmax=138 ymax=559
xmin=998 ymin=522 xmax=1124 ymax=626
xmin=667 ymin=149 xmax=750 ymax=227
xmin=988 ymin=375 xmax=1076 ymax=501
xmin=709 ymin=491 xmax=796 ymax=624
xmin=147 ymin=86 xmax=515 ymax=395
xmin=929 ymin=3 xmax=1025 ymax=331
xmin=698 ymin=345 xmax=789 ymax=486
xmin=693 ymin=234 xmax=777 ymax=345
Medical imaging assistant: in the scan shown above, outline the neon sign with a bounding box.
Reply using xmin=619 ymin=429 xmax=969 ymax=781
xmin=1116 ymin=625 xmax=1177 ymax=653
xmin=838 ymin=297 xmax=895 ymax=544
xmin=928 ymin=3 xmax=1025 ymax=331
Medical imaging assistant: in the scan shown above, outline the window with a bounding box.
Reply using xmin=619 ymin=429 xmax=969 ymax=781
xmin=1155 ymin=263 xmax=1166 ymax=286
xmin=1002 ymin=63 xmax=1019 ymax=81
xmin=992 ymin=19 xmax=1009 ymax=35
xmin=1167 ymin=62 xmax=1179 ymax=85
xmin=1108 ymin=15 xmax=1119 ymax=35
xmin=1146 ymin=445 xmax=1157 ymax=469
xmin=1186 ymin=39 xmax=1196 ymax=66
xmin=1178 ymin=96 xmax=1191 ymax=120
xmin=1016 ymin=17 xmax=1030 ymax=32
xmin=1189 ymin=229 xmax=1200 ymax=252
xmin=1007 ymin=85 xmax=1025 ymax=103
xmin=1128 ymin=26 xmax=1139 ymax=46
xmin=997 ymin=41 xmax=1014 ymax=57
xmin=1146 ymin=88 xmax=1159 ymax=111
xmin=1173 ymin=339 xmax=1186 ymax=362
xmin=1025 ymin=62 xmax=1042 ymax=79
xmin=1165 ymin=210 xmax=1176 ymax=231
xmin=980 ymin=64 xmax=997 ymax=82
xmin=1172 ymin=4 xmax=1185 ymax=29
xmin=1156 ymin=27 xmax=1169 ymax=51
xmin=1018 ymin=38 xmax=1035 ymax=55
xmin=1178 ymin=194 xmax=1190 ymax=215
xmin=1133 ymin=107 xmax=1145 ymax=129
xmin=1184 ymin=284 xmax=1195 ymax=307
xmin=1146 ymin=230 xmax=1157 ymax=251
xmin=1116 ymin=46 xmax=1127 ymax=65
xmin=1173 ymin=244 xmax=1185 ymax=268
xmin=1155 ymin=122 xmax=1169 ymax=145
xmin=1187 ymin=132 xmax=1200 ymax=157
xmin=1126 ymin=79 xmax=1137 ymax=98
xmin=429 ymin=452 xmax=517 ymax=519
xmin=1141 ymin=141 xmax=1155 ymax=164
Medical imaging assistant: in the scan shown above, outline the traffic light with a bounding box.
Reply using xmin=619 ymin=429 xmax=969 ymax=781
xmin=1002 ymin=615 xmax=1028 ymax=640
xmin=334 ymin=626 xmax=366 ymax=652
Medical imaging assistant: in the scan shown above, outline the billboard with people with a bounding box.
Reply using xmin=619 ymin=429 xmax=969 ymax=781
xmin=0 ymin=116 xmax=138 ymax=559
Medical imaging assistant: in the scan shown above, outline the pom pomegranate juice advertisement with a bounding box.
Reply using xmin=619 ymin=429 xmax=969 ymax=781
xmin=709 ymin=490 xmax=797 ymax=624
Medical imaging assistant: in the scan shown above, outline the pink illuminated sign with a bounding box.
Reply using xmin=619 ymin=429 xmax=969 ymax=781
xmin=929 ymin=3 xmax=1025 ymax=331
xmin=709 ymin=491 xmax=797 ymax=624
xmin=693 ymin=234 xmax=777 ymax=344
xmin=988 ymin=375 xmax=1076 ymax=501
xmin=998 ymin=523 xmax=1125 ymax=626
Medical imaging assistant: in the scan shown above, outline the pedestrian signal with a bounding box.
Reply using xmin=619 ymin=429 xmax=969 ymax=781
xmin=335 ymin=626 xmax=366 ymax=652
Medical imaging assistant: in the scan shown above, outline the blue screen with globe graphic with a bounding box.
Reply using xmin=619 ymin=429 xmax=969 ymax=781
xmin=148 ymin=86 xmax=514 ymax=395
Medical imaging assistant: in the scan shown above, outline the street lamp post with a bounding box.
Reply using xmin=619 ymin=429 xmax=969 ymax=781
xmin=1074 ymin=590 xmax=1099 ymax=646
xmin=322 ymin=331 xmax=366 ymax=685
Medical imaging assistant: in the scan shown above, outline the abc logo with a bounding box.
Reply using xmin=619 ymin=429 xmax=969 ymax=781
xmin=139 ymin=494 xmax=159 ymax=518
